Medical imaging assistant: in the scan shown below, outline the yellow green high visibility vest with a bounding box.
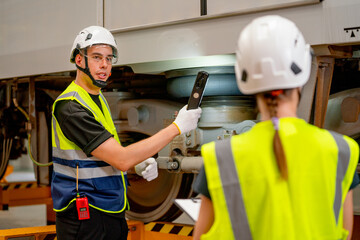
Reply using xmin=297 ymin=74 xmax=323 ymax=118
xmin=51 ymin=81 xmax=128 ymax=213
xmin=201 ymin=118 xmax=359 ymax=240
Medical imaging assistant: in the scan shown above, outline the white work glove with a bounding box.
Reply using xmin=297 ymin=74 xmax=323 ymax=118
xmin=135 ymin=158 xmax=158 ymax=181
xmin=173 ymin=105 xmax=202 ymax=135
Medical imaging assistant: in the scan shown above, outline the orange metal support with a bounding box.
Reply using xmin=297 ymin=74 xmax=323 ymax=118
xmin=0 ymin=225 xmax=56 ymax=240
xmin=0 ymin=181 xmax=55 ymax=223
xmin=128 ymin=220 xmax=145 ymax=240
xmin=0 ymin=182 xmax=51 ymax=208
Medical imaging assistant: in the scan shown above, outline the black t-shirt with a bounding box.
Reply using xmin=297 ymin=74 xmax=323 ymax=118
xmin=54 ymin=94 xmax=113 ymax=157
xmin=193 ymin=165 xmax=211 ymax=199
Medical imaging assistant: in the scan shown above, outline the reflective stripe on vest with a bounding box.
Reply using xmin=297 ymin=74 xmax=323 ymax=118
xmin=53 ymin=163 xmax=123 ymax=179
xmin=329 ymin=131 xmax=351 ymax=225
xmin=215 ymin=139 xmax=252 ymax=240
xmin=52 ymin=146 xmax=99 ymax=161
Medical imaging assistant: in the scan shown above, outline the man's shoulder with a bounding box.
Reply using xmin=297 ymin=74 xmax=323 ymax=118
xmin=54 ymin=99 xmax=90 ymax=120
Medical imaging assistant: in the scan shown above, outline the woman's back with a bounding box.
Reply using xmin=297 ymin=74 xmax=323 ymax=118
xmin=202 ymin=117 xmax=358 ymax=239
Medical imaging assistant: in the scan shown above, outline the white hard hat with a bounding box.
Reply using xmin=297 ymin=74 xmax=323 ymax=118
xmin=235 ymin=15 xmax=312 ymax=95
xmin=70 ymin=26 xmax=118 ymax=63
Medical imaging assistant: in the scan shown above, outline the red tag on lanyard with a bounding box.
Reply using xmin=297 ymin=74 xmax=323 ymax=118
xmin=76 ymin=195 xmax=90 ymax=220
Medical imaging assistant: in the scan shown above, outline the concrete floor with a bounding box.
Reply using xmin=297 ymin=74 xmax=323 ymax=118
xmin=0 ymin=205 xmax=46 ymax=230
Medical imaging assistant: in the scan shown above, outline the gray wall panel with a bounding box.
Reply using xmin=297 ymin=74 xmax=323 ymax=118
xmin=0 ymin=0 xmax=102 ymax=78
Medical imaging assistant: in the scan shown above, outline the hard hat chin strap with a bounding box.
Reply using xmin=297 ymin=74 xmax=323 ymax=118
xmin=75 ymin=48 xmax=108 ymax=89
xmin=76 ymin=65 xmax=107 ymax=88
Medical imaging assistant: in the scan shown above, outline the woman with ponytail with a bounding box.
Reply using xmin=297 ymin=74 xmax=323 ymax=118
xmin=193 ymin=15 xmax=359 ymax=240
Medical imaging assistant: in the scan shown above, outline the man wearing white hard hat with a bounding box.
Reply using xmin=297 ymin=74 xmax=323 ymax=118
xmin=51 ymin=26 xmax=202 ymax=240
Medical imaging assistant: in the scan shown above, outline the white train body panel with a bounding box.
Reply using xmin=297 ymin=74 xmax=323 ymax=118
xmin=1 ymin=0 xmax=360 ymax=78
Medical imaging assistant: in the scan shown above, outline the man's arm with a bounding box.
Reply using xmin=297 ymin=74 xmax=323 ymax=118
xmin=56 ymin=100 xmax=201 ymax=172
xmin=193 ymin=195 xmax=214 ymax=240
xmin=91 ymin=123 xmax=179 ymax=171
xmin=92 ymin=104 xmax=201 ymax=171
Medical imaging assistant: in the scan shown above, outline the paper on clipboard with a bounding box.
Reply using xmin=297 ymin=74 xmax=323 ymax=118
xmin=174 ymin=198 xmax=201 ymax=222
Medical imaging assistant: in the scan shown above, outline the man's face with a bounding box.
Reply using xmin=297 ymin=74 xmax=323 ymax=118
xmin=84 ymin=44 xmax=113 ymax=83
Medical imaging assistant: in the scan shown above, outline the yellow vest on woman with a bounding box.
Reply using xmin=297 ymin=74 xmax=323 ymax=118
xmin=201 ymin=118 xmax=358 ymax=240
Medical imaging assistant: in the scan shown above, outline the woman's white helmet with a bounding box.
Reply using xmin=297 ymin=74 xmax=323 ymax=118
xmin=70 ymin=25 xmax=118 ymax=63
xmin=235 ymin=15 xmax=312 ymax=95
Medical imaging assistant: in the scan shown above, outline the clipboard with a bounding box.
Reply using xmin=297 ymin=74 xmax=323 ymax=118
xmin=174 ymin=198 xmax=201 ymax=222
